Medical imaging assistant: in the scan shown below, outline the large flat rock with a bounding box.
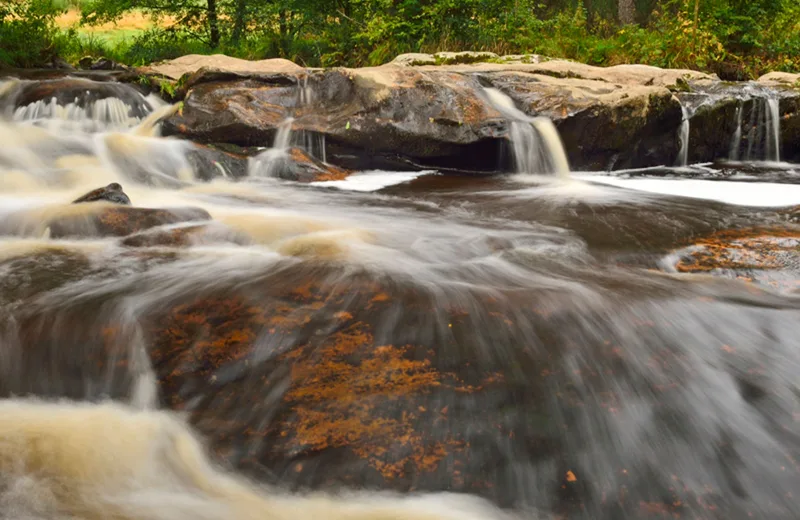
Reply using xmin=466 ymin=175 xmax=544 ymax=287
xmin=141 ymin=54 xmax=303 ymax=81
xmin=147 ymin=54 xmax=798 ymax=172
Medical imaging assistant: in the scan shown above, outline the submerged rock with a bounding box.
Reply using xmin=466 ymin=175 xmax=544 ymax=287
xmin=669 ymin=226 xmax=800 ymax=293
xmin=72 ymin=183 xmax=132 ymax=205
xmin=45 ymin=205 xmax=212 ymax=239
xmin=121 ymin=223 xmax=251 ymax=248
xmin=186 ymin=144 xmax=251 ymax=181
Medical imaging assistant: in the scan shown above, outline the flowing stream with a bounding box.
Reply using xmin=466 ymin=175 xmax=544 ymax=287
xmin=0 ymin=77 xmax=800 ymax=520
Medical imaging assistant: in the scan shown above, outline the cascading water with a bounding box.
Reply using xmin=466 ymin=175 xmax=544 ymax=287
xmin=676 ymin=104 xmax=690 ymax=166
xmin=298 ymin=74 xmax=327 ymax=162
xmin=0 ymin=79 xmax=195 ymax=197
xmin=1 ymin=77 xmax=157 ymax=133
xmin=2 ymin=74 xmax=800 ymax=520
xmin=249 ymin=117 xmax=294 ymax=178
xmin=766 ymin=97 xmax=781 ymax=162
xmin=729 ymin=93 xmax=781 ymax=162
xmin=483 ymin=87 xmax=570 ymax=177
xmin=729 ymin=100 xmax=744 ymax=161
xmin=249 ymin=75 xmax=330 ymax=179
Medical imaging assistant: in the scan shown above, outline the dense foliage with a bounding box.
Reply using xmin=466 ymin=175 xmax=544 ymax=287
xmin=1 ymin=0 xmax=798 ymax=78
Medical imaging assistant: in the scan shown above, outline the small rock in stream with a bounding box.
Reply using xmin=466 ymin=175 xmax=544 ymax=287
xmin=72 ymin=183 xmax=132 ymax=205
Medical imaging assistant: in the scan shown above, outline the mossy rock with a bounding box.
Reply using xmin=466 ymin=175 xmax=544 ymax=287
xmin=667 ymin=77 xmax=692 ymax=93
xmin=433 ymin=51 xmax=500 ymax=66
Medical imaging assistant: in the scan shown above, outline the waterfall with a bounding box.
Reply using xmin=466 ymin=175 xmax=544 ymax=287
xmin=676 ymin=104 xmax=690 ymax=167
xmin=729 ymin=101 xmax=743 ymax=161
xmin=483 ymin=87 xmax=570 ymax=177
xmin=273 ymin=117 xmax=294 ymax=150
xmin=766 ymin=97 xmax=780 ymax=162
xmin=297 ymin=75 xmax=327 ymax=162
xmin=1 ymin=79 xmax=155 ymax=133
xmin=0 ymin=78 xmax=194 ymax=188
xmin=249 ymin=118 xmax=294 ymax=178
xmin=729 ymin=94 xmax=781 ymax=162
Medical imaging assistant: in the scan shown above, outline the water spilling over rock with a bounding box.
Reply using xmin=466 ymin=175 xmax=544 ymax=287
xmin=730 ymin=96 xmax=781 ymax=162
xmin=676 ymin=104 xmax=690 ymax=166
xmin=677 ymin=84 xmax=787 ymax=165
xmin=483 ymin=88 xmax=570 ymax=176
xmin=0 ymin=77 xmax=156 ymax=133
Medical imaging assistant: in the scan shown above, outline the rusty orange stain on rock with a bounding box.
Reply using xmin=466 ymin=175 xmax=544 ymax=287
xmin=368 ymin=292 xmax=390 ymax=306
xmin=675 ymin=226 xmax=800 ymax=273
xmin=281 ymin=322 xmax=466 ymax=479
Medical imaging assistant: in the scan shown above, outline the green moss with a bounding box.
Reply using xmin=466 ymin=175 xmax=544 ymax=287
xmin=667 ymin=77 xmax=692 ymax=93
xmin=159 ymin=79 xmax=176 ymax=98
xmin=433 ymin=52 xmax=499 ymax=66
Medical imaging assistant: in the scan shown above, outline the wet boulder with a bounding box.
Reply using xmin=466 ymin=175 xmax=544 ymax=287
xmin=53 ymin=206 xmax=212 ymax=239
xmin=151 ymin=54 xmax=800 ymax=171
xmin=161 ymin=76 xmax=298 ymax=146
xmin=673 ymin=82 xmax=800 ymax=164
xmin=162 ymin=65 xmax=508 ymax=172
xmin=0 ymin=204 xmax=214 ymax=239
xmin=121 ymin=222 xmax=251 ymax=248
xmin=186 ymin=144 xmax=251 ymax=181
xmin=484 ymin=70 xmax=683 ymax=170
xmin=249 ymin=147 xmax=350 ymax=183
xmin=285 ymin=147 xmax=350 ymax=183
xmin=669 ymin=226 xmax=800 ymax=293
xmin=73 ymin=183 xmax=132 ymax=205
xmin=158 ymin=57 xmax=712 ymax=172
xmin=0 ymin=77 xmax=152 ymax=119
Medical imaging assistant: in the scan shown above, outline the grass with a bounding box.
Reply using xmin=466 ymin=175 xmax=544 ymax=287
xmin=55 ymin=8 xmax=165 ymax=46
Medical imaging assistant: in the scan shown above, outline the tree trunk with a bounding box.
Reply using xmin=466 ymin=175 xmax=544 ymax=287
xmin=207 ymin=0 xmax=220 ymax=48
xmin=692 ymin=0 xmax=701 ymax=56
xmin=278 ymin=9 xmax=289 ymax=55
xmin=231 ymin=0 xmax=247 ymax=45
xmin=618 ymin=0 xmax=636 ymax=25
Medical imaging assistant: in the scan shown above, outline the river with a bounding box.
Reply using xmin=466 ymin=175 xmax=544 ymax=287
xmin=0 ymin=75 xmax=799 ymax=520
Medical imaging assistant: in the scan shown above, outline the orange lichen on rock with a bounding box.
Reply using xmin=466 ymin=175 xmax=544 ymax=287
xmin=673 ymin=226 xmax=800 ymax=273
xmin=152 ymin=297 xmax=258 ymax=379
xmin=283 ymin=322 xmax=465 ymax=479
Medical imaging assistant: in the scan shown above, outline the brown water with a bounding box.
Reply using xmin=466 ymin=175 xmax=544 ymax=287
xmin=1 ymin=77 xmax=800 ymax=520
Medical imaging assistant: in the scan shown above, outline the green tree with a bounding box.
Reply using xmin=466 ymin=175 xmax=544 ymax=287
xmin=0 ymin=0 xmax=66 ymax=68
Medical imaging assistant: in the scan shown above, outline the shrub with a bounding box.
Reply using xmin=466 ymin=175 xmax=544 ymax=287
xmin=0 ymin=0 xmax=65 ymax=68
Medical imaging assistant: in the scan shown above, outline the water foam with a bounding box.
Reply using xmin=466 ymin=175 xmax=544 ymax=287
xmin=310 ymin=171 xmax=432 ymax=192
xmin=575 ymin=174 xmax=800 ymax=207
xmin=0 ymin=399 xmax=518 ymax=520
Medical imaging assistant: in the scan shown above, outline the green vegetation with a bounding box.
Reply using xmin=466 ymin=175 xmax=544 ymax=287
xmin=1 ymin=0 xmax=798 ymax=79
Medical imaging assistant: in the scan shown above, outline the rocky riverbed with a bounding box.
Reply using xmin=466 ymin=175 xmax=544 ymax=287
xmin=0 ymin=55 xmax=799 ymax=520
